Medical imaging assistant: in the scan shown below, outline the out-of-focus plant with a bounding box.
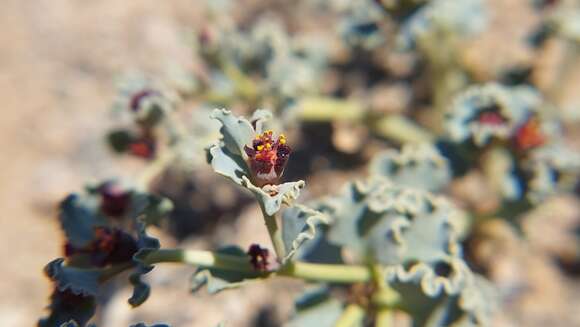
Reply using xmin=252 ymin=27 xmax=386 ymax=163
xmin=38 ymin=0 xmax=580 ymax=326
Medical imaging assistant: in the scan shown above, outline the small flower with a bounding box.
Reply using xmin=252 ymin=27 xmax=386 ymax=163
xmin=98 ymin=182 xmax=131 ymax=217
xmin=513 ymin=116 xmax=545 ymax=151
xmin=244 ymin=130 xmax=291 ymax=187
xmin=129 ymin=134 xmax=156 ymax=159
xmin=247 ymin=244 xmax=270 ymax=271
xmin=113 ymin=74 xmax=177 ymax=128
xmin=65 ymin=227 xmax=138 ymax=267
xmin=446 ymin=84 xmax=536 ymax=147
xmin=129 ymin=89 xmax=161 ymax=113
xmin=208 ymin=109 xmax=305 ymax=216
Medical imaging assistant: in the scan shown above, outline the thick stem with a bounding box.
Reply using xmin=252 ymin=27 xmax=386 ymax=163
xmin=375 ymin=310 xmax=393 ymax=327
xmin=141 ymin=249 xmax=371 ymax=284
xmin=370 ymin=265 xmax=399 ymax=327
xmin=262 ymin=210 xmax=287 ymax=262
xmin=278 ymin=261 xmax=370 ymax=283
xmin=335 ymin=304 xmax=366 ymax=327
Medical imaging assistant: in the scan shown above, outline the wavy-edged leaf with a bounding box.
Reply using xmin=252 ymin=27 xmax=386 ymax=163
xmin=281 ymin=205 xmax=329 ymax=263
xmin=208 ymin=143 xmax=250 ymax=185
xmin=284 ymin=286 xmax=344 ymax=327
xmin=388 ymin=268 xmax=497 ymax=327
xmin=526 ymin=141 xmax=580 ymax=202
xmin=59 ymin=194 xmax=106 ymax=248
xmin=397 ymin=0 xmax=486 ymax=51
xmin=39 ymin=290 xmax=96 ymax=327
xmin=243 ymin=177 xmax=305 ymax=216
xmin=39 ymin=259 xmax=99 ymax=327
xmin=210 ymin=108 xmax=255 ymax=157
xmin=128 ymin=220 xmax=161 ymax=307
xmin=44 ymin=259 xmax=101 ymax=296
xmin=369 ymin=144 xmax=451 ymax=192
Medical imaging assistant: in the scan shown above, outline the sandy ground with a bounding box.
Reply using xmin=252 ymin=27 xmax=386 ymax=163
xmin=0 ymin=1 xmax=200 ymax=325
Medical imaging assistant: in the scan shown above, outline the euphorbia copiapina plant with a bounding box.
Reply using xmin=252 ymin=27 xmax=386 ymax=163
xmin=39 ymin=109 xmax=498 ymax=327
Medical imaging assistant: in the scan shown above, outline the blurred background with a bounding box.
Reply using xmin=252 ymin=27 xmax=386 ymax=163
xmin=1 ymin=0 xmax=579 ymax=326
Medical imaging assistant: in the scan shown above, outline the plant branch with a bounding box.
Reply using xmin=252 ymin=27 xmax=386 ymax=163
xmin=264 ymin=213 xmax=287 ymax=262
xmin=335 ymin=304 xmax=366 ymax=327
xmin=370 ymin=265 xmax=399 ymax=327
xmin=141 ymin=249 xmax=371 ymax=284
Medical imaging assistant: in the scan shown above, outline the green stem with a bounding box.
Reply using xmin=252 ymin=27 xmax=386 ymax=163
xmin=371 ymin=115 xmax=434 ymax=144
xmin=278 ymin=261 xmax=370 ymax=283
xmin=141 ymin=249 xmax=371 ymax=284
xmin=370 ymin=265 xmax=399 ymax=327
xmin=335 ymin=304 xmax=366 ymax=327
xmin=261 ymin=209 xmax=287 ymax=262
xmin=298 ymin=96 xmax=433 ymax=144
xmin=375 ymin=310 xmax=393 ymax=327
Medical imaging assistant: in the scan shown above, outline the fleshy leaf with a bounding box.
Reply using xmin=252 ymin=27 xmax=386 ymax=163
xmin=318 ymin=176 xmax=497 ymax=324
xmin=210 ymin=108 xmax=255 ymax=157
xmin=369 ymin=144 xmax=451 ymax=192
xmin=389 ymin=269 xmax=497 ymax=327
xmin=39 ymin=259 xmax=100 ymax=327
xmin=322 ymin=178 xmax=460 ymax=263
xmin=243 ymin=177 xmax=305 ymax=216
xmin=284 ymin=286 xmax=344 ymax=327
xmin=339 ymin=1 xmax=386 ymax=50
xmin=250 ymin=109 xmax=274 ymax=134
xmin=526 ymin=141 xmax=580 ymax=202
xmin=128 ymin=220 xmax=161 ymax=307
xmin=208 ymin=142 xmax=250 ymax=185
xmin=281 ymin=205 xmax=329 ymax=263
xmin=365 ymin=190 xmax=459 ymax=266
xmin=397 ymin=0 xmax=486 ymax=51
xmin=45 ymin=259 xmax=101 ymax=297
xmin=190 ymin=246 xmax=262 ymax=294
xmin=59 ymin=194 xmax=106 ymax=248
xmin=39 ymin=290 xmax=96 ymax=327
xmin=293 ymin=225 xmax=344 ymax=264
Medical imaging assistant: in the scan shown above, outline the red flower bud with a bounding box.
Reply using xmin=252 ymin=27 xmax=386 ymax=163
xmin=64 ymin=227 xmax=138 ymax=267
xmin=98 ymin=182 xmax=131 ymax=218
xmin=247 ymin=244 xmax=270 ymax=271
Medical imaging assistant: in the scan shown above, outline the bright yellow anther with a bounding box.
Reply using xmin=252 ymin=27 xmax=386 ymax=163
xmin=257 ymin=145 xmax=264 ymax=151
xmin=265 ymin=143 xmax=272 ymax=150
xmin=265 ymin=130 xmax=273 ymax=136
xmin=279 ymin=134 xmax=286 ymax=145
